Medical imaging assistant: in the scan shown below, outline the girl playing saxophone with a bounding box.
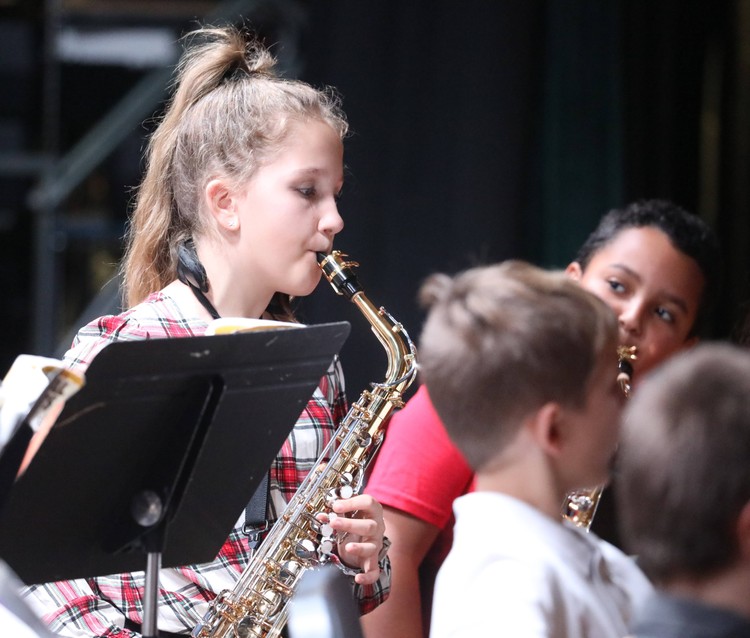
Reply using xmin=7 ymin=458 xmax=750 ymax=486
xmin=23 ymin=25 xmax=390 ymax=638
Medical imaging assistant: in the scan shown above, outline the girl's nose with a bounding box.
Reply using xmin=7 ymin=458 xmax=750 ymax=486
xmin=319 ymin=200 xmax=344 ymax=237
xmin=618 ymin=301 xmax=644 ymax=336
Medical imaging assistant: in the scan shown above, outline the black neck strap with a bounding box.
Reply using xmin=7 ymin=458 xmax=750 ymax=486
xmin=176 ymin=240 xmax=221 ymax=320
xmin=188 ymin=283 xmax=221 ymax=321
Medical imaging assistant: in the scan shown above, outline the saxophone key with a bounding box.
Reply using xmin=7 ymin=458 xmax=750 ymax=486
xmin=294 ymin=538 xmax=317 ymax=561
xmin=244 ymin=589 xmax=284 ymax=622
xmin=356 ymin=432 xmax=373 ymax=448
xmin=318 ymin=538 xmax=334 ymax=555
xmin=278 ymin=561 xmax=301 ymax=585
xmin=234 ymin=616 xmax=264 ymax=638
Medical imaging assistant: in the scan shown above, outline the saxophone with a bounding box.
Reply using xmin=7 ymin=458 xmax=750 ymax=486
xmin=561 ymin=345 xmax=637 ymax=530
xmin=192 ymin=250 xmax=418 ymax=638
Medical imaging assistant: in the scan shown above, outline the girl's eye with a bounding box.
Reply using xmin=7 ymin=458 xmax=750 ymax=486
xmin=607 ymin=279 xmax=625 ymax=294
xmin=297 ymin=186 xmax=316 ymax=198
xmin=655 ymin=307 xmax=675 ymax=323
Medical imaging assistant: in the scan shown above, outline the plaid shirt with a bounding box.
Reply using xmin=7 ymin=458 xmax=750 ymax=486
xmin=22 ymin=291 xmax=390 ymax=637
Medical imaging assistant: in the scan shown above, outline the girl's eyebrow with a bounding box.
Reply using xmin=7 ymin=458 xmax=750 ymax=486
xmin=659 ymin=292 xmax=689 ymax=315
xmin=290 ymin=167 xmax=329 ymax=178
xmin=608 ymin=263 xmax=640 ymax=282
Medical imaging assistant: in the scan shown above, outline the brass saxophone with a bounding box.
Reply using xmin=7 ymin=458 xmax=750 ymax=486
xmin=561 ymin=345 xmax=637 ymax=530
xmin=192 ymin=250 xmax=418 ymax=638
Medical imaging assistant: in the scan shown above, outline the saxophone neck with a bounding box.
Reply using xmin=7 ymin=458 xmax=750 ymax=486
xmin=318 ymin=251 xmax=417 ymax=391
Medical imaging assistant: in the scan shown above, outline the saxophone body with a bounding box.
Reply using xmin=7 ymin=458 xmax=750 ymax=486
xmin=193 ymin=251 xmax=418 ymax=638
xmin=561 ymin=345 xmax=637 ymax=530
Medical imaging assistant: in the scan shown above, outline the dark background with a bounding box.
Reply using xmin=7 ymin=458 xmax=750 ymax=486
xmin=1 ymin=0 xmax=748 ymax=396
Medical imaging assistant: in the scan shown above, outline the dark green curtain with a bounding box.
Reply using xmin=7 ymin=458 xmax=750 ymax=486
xmin=618 ymin=0 xmax=748 ymax=338
xmin=533 ymin=0 xmax=624 ymax=269
xmin=300 ymin=0 xmax=630 ymax=391
xmin=302 ymin=1 xmax=548 ymax=393
xmin=717 ymin=0 xmax=750 ymax=338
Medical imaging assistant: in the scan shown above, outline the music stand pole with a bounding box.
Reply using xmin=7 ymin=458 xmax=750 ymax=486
xmin=143 ymin=553 xmax=160 ymax=637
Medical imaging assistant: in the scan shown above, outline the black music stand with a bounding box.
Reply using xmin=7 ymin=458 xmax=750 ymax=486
xmin=0 ymin=321 xmax=350 ymax=638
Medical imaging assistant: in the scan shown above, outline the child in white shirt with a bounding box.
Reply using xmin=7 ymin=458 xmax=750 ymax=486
xmin=418 ymin=260 xmax=652 ymax=638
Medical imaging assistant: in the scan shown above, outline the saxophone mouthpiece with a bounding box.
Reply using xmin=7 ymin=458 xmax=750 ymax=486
xmin=317 ymin=250 xmax=363 ymax=300
xmin=616 ymin=345 xmax=637 ymax=398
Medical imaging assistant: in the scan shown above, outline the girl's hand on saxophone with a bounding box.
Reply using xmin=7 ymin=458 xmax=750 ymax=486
xmin=329 ymin=494 xmax=387 ymax=585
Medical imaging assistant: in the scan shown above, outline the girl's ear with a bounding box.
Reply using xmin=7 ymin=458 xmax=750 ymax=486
xmin=205 ymin=179 xmax=240 ymax=231
xmin=565 ymin=261 xmax=583 ymax=282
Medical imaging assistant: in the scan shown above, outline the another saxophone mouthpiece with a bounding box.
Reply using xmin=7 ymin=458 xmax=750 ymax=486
xmin=617 ymin=358 xmax=633 ymax=379
xmin=616 ymin=345 xmax=637 ymax=397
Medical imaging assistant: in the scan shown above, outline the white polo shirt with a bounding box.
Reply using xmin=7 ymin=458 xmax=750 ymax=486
xmin=431 ymin=492 xmax=653 ymax=638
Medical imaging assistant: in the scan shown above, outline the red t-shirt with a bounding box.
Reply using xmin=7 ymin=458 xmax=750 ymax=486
xmin=365 ymin=384 xmax=474 ymax=627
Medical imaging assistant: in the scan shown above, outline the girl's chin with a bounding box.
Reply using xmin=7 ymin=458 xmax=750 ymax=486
xmin=285 ymin=272 xmax=323 ymax=299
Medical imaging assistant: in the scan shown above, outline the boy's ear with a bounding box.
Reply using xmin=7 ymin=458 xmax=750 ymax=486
xmin=205 ymin=178 xmax=240 ymax=231
xmin=528 ymin=402 xmax=563 ymax=456
xmin=565 ymin=261 xmax=583 ymax=281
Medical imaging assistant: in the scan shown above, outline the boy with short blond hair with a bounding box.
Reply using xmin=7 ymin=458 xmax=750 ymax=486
xmin=420 ymin=260 xmax=652 ymax=638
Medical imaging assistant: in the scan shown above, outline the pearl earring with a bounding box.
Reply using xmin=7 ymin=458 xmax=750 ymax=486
xmin=228 ymin=219 xmax=237 ymax=229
